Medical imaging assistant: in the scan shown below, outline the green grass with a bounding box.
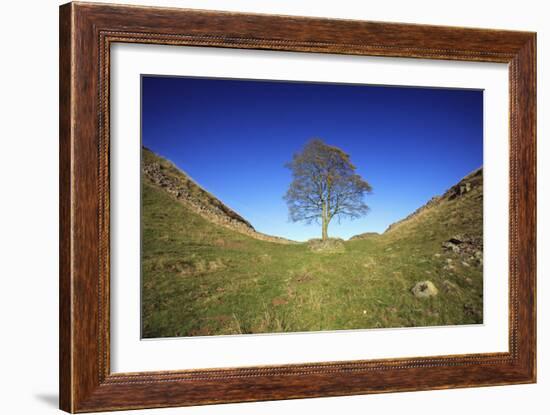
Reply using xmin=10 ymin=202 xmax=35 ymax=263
xmin=141 ymin=171 xmax=483 ymax=338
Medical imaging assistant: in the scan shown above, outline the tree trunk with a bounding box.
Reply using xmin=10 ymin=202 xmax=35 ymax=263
xmin=322 ymin=219 xmax=328 ymax=240
xmin=321 ymin=202 xmax=329 ymax=240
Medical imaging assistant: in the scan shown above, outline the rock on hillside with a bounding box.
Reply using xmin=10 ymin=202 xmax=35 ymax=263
xmin=306 ymin=238 xmax=346 ymax=253
xmin=142 ymin=147 xmax=295 ymax=244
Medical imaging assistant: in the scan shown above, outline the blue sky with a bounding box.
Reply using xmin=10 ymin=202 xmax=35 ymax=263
xmin=142 ymin=76 xmax=483 ymax=241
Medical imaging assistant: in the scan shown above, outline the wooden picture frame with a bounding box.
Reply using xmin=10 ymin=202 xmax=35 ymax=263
xmin=59 ymin=2 xmax=536 ymax=412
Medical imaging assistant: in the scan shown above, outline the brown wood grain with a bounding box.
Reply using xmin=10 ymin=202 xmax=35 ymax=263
xmin=59 ymin=2 xmax=536 ymax=413
xmin=59 ymin=3 xmax=73 ymax=411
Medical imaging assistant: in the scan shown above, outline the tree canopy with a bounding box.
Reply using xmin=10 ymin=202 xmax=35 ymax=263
xmin=284 ymin=139 xmax=372 ymax=240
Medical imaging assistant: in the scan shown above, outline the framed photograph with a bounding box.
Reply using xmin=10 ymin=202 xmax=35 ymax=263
xmin=59 ymin=2 xmax=536 ymax=412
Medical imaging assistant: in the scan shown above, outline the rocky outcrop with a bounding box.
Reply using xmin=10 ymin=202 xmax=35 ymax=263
xmin=443 ymin=168 xmax=482 ymax=200
xmin=143 ymin=161 xmax=253 ymax=228
xmin=441 ymin=234 xmax=482 ymax=255
xmin=306 ymin=238 xmax=345 ymax=253
xmin=142 ymin=148 xmax=296 ymax=244
xmin=441 ymin=234 xmax=483 ymax=266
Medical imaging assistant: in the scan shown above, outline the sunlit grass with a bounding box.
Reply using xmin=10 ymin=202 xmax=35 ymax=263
xmin=141 ymin=173 xmax=483 ymax=339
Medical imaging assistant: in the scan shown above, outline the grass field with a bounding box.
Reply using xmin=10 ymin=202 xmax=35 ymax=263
xmin=141 ymin=153 xmax=483 ymax=338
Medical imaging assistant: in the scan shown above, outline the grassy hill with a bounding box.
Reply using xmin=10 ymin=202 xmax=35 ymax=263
xmin=142 ymin=149 xmax=483 ymax=338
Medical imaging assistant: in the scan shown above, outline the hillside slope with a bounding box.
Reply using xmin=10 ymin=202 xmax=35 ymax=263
xmin=384 ymin=167 xmax=482 ymax=239
xmin=142 ymin=149 xmax=483 ymax=338
xmin=142 ymin=147 xmax=295 ymax=244
xmin=377 ymin=167 xmax=483 ymax=259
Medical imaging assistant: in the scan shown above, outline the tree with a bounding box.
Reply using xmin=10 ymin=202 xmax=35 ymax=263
xmin=284 ymin=139 xmax=372 ymax=240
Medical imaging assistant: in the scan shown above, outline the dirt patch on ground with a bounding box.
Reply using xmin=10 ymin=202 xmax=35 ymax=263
xmin=271 ymin=297 xmax=289 ymax=306
xmin=188 ymin=326 xmax=212 ymax=336
xmin=294 ymin=272 xmax=314 ymax=283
